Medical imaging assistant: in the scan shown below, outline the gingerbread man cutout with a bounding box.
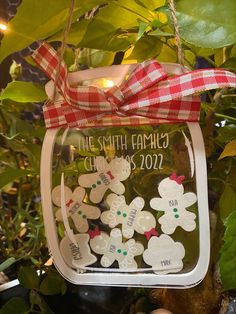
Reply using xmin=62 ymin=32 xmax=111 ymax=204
xmin=52 ymin=185 xmax=100 ymax=233
xmin=143 ymin=234 xmax=185 ymax=274
xmin=150 ymin=173 xmax=197 ymax=234
xmin=78 ymin=156 xmax=131 ymax=203
xmin=101 ymin=194 xmax=157 ymax=239
xmin=60 ymin=234 xmax=97 ymax=269
xmin=90 ymin=228 xmax=144 ymax=269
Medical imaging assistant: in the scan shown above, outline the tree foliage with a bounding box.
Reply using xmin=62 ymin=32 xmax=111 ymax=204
xmin=0 ymin=0 xmax=235 ymax=312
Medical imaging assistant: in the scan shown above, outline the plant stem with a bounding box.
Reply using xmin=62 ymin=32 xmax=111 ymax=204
xmin=208 ymin=177 xmax=234 ymax=186
xmin=221 ymin=94 xmax=236 ymax=98
xmin=113 ymin=2 xmax=152 ymax=23
xmin=206 ymin=91 xmax=214 ymax=103
xmin=215 ymin=113 xmax=236 ymax=122
xmin=0 ymin=106 xmax=9 ymax=131
xmin=203 ymin=56 xmax=216 ymax=67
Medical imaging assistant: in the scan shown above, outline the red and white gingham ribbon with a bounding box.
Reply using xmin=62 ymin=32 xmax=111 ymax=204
xmin=32 ymin=43 xmax=236 ymax=128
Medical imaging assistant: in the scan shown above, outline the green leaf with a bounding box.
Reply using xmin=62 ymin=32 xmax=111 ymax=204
xmin=1 ymin=99 xmax=36 ymax=113
xmin=78 ymin=2 xmax=145 ymax=51
xmin=0 ymin=0 xmax=108 ymax=62
xmin=219 ymin=139 xmax=236 ymax=160
xmin=220 ymin=211 xmax=236 ymax=290
xmin=190 ymin=46 xmax=214 ymax=57
xmin=0 ymin=82 xmax=47 ymax=103
xmin=214 ymin=48 xmax=225 ymax=67
xmin=0 ymin=167 xmax=33 ymax=189
xmin=1 ymin=109 xmax=46 ymax=139
xmin=23 ymin=143 xmax=42 ymax=172
xmin=4 ymin=138 xmax=28 ymax=153
xmin=156 ymin=43 xmax=177 ymax=63
xmin=115 ymin=0 xmax=155 ymax=21
xmin=176 ymin=0 xmax=236 ymax=48
xmin=0 ymin=298 xmax=29 ymax=314
xmin=137 ymin=22 xmax=150 ymax=41
xmin=184 ymin=49 xmax=196 ymax=67
xmin=0 ymin=148 xmax=16 ymax=168
xmin=78 ymin=49 xmax=115 ymax=67
xmin=48 ymin=19 xmax=90 ymax=45
xmin=18 ymin=266 xmax=40 ymax=290
xmin=135 ymin=0 xmax=166 ymax=10
xmin=0 ymin=257 xmax=16 ymax=272
xmin=216 ymin=124 xmax=236 ymax=145
xmin=64 ymin=47 xmax=76 ymax=68
xmin=219 ymin=185 xmax=236 ymax=221
xmin=75 ymin=21 xmax=133 ymax=52
xmin=126 ymin=36 xmax=162 ymax=61
xmin=29 ymin=290 xmax=54 ymax=314
xmin=40 ymin=271 xmax=67 ymax=295
xmin=149 ymin=29 xmax=174 ymax=37
xmin=220 ymin=57 xmax=236 ymax=71
xmin=2 ymin=111 xmax=35 ymax=138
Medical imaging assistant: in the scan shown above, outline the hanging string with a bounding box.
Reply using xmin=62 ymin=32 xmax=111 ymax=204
xmin=168 ymin=0 xmax=185 ymax=68
xmin=52 ymin=0 xmax=76 ymax=101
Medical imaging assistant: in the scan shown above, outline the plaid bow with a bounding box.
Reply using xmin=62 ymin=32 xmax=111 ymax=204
xmin=32 ymin=43 xmax=236 ymax=128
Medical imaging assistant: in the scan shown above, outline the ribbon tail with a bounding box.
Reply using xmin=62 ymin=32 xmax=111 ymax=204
xmin=32 ymin=42 xmax=112 ymax=111
xmin=32 ymin=43 xmax=69 ymax=99
xmin=121 ymin=69 xmax=236 ymax=122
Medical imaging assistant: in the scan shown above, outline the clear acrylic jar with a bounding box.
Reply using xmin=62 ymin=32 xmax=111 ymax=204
xmin=40 ymin=64 xmax=210 ymax=288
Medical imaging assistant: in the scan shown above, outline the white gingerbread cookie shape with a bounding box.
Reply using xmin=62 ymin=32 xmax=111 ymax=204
xmin=150 ymin=173 xmax=197 ymax=234
xmin=89 ymin=228 xmax=144 ymax=269
xmin=78 ymin=156 xmax=131 ymax=204
xmin=143 ymin=234 xmax=185 ymax=274
xmin=101 ymin=194 xmax=157 ymax=239
xmin=60 ymin=233 xmax=97 ymax=269
xmin=52 ymin=185 xmax=101 ymax=233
